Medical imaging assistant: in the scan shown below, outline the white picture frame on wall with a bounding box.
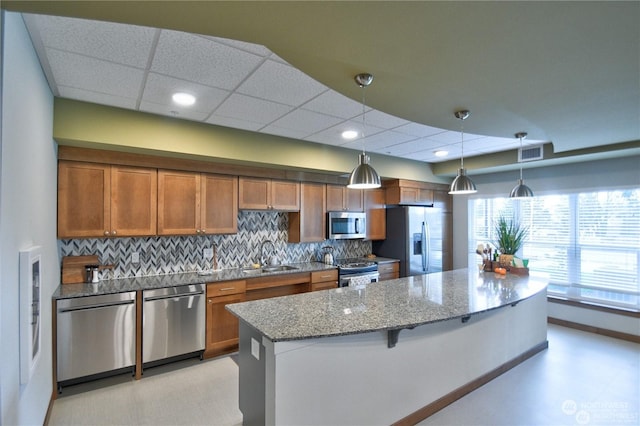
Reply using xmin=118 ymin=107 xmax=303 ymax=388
xmin=20 ymin=246 xmax=42 ymax=384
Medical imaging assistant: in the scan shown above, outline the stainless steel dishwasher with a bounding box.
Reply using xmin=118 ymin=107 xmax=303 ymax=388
xmin=57 ymin=292 xmax=136 ymax=384
xmin=143 ymin=284 xmax=205 ymax=364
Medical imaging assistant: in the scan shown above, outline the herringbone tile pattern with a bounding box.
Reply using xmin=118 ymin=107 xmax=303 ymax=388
xmin=60 ymin=211 xmax=371 ymax=279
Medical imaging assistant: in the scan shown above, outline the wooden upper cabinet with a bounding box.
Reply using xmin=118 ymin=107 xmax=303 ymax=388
xmin=158 ymin=170 xmax=200 ymax=235
xmin=383 ymin=179 xmax=444 ymax=206
xmin=365 ymin=188 xmax=386 ymax=240
xmin=110 ymin=166 xmax=157 ymax=237
xmin=158 ymin=171 xmax=238 ymax=236
xmin=58 ymin=161 xmax=110 ymax=238
xmin=57 ymin=161 xmax=157 ymax=238
xmin=433 ymin=190 xmax=452 ymax=213
xmin=289 ymin=183 xmax=326 ymax=243
xmin=201 ymin=174 xmax=238 ymax=234
xmin=238 ymin=177 xmax=300 ymax=211
xmin=326 ymin=185 xmax=363 ymax=211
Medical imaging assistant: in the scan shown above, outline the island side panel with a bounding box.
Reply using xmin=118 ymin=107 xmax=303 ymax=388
xmin=270 ymin=291 xmax=547 ymax=425
xmin=237 ymin=321 xmax=268 ymax=425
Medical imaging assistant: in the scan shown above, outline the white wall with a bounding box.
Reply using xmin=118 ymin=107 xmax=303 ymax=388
xmin=451 ymin=155 xmax=640 ymax=335
xmin=1 ymin=11 xmax=58 ymax=425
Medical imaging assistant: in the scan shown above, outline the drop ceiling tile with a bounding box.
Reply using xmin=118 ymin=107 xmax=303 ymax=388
xmin=362 ymin=109 xmax=410 ymax=130
xmin=260 ymin=125 xmax=310 ymax=140
xmin=344 ymin=130 xmax=415 ymax=152
xmin=425 ymin=130 xmax=485 ymax=144
xmin=139 ymin=101 xmax=210 ymax=122
xmin=268 ymin=109 xmax=343 ymax=136
xmin=394 ymin=122 xmax=446 ymax=138
xmin=305 ymin=119 xmax=365 ymax=146
xmin=237 ymin=59 xmax=328 ymax=106
xmin=206 ymin=115 xmax=265 ymax=132
xmin=58 ymin=86 xmax=138 ymax=110
xmin=381 ymin=138 xmax=444 ymax=156
xmin=214 ymin=93 xmax=293 ymax=125
xmin=47 ymin=49 xmax=144 ymax=97
xmin=152 ymin=30 xmax=264 ymax=90
xmin=27 ymin=14 xmax=156 ymax=68
xmin=142 ymin=73 xmax=229 ymax=113
xmin=202 ymin=35 xmax=272 ymax=57
xmin=302 ymin=90 xmax=364 ymax=119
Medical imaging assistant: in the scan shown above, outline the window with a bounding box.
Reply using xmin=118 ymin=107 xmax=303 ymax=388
xmin=470 ymin=189 xmax=640 ymax=310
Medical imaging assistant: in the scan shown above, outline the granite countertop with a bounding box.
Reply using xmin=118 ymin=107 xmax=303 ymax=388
xmin=52 ymin=262 xmax=336 ymax=300
xmin=226 ymin=268 xmax=549 ymax=342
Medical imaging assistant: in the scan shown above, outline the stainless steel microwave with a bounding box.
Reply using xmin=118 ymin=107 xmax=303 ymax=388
xmin=328 ymin=211 xmax=366 ymax=239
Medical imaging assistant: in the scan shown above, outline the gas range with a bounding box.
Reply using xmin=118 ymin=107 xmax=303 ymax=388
xmin=336 ymin=258 xmax=378 ymax=274
xmin=336 ymin=258 xmax=379 ymax=287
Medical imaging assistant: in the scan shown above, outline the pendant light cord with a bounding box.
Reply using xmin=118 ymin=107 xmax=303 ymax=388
xmin=460 ymin=120 xmax=465 ymax=169
xmin=361 ymin=84 xmax=366 ymax=155
xmin=519 ymin=134 xmax=524 ymax=180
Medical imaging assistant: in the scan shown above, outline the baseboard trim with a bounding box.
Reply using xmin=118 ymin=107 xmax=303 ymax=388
xmin=392 ymin=340 xmax=549 ymax=426
xmin=43 ymin=388 xmax=56 ymax=425
xmin=548 ymin=317 xmax=640 ymax=344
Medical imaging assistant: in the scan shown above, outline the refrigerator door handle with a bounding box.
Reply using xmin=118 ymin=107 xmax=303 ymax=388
xmin=425 ymin=219 xmax=431 ymax=272
xmin=421 ymin=221 xmax=427 ymax=271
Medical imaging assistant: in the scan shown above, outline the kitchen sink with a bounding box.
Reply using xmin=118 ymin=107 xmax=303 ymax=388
xmin=242 ymin=265 xmax=299 ymax=274
xmin=261 ymin=265 xmax=299 ymax=272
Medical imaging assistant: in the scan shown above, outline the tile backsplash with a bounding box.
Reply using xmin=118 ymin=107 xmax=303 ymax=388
xmin=59 ymin=211 xmax=371 ymax=279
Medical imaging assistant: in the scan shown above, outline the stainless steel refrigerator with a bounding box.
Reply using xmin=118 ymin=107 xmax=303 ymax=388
xmin=372 ymin=206 xmax=443 ymax=277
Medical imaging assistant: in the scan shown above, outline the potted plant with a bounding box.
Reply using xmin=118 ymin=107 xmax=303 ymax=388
xmin=494 ymin=216 xmax=528 ymax=267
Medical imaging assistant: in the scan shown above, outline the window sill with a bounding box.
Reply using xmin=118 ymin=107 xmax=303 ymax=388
xmin=547 ymin=296 xmax=640 ymax=318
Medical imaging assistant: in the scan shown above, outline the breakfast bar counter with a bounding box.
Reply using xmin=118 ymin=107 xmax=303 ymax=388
xmin=227 ymin=268 xmax=549 ymax=425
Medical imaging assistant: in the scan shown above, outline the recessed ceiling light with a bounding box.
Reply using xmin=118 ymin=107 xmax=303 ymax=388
xmin=172 ymin=92 xmax=196 ymax=106
xmin=434 ymin=150 xmax=448 ymax=157
xmin=341 ymin=130 xmax=359 ymax=140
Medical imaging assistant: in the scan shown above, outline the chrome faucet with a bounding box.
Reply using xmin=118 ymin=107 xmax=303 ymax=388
xmin=260 ymin=240 xmax=276 ymax=266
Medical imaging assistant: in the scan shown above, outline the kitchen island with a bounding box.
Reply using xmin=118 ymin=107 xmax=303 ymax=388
xmin=227 ymin=268 xmax=549 ymax=425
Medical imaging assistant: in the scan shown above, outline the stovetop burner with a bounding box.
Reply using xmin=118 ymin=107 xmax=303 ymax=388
xmin=336 ymin=258 xmax=378 ymax=274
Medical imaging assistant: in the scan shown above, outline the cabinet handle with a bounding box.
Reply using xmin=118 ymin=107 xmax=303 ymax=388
xmin=104 ymin=231 xmax=110 ymax=236
xmin=208 ymin=299 xmax=212 ymax=304
xmin=319 ymin=274 xmax=332 ymax=279
xmin=112 ymin=230 xmax=117 ymax=235
xmin=219 ymin=287 xmax=236 ymax=292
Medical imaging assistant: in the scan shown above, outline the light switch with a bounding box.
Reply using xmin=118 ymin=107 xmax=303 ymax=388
xmin=131 ymin=252 xmax=140 ymax=264
xmin=203 ymin=248 xmax=213 ymax=259
xmin=251 ymin=338 xmax=260 ymax=360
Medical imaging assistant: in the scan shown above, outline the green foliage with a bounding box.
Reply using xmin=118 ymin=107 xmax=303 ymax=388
xmin=494 ymin=216 xmax=528 ymax=255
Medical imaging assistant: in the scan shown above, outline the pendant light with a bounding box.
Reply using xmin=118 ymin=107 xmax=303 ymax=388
xmin=449 ymin=110 xmax=477 ymax=194
xmin=347 ymin=73 xmax=381 ymax=189
xmin=509 ymin=132 xmax=535 ymax=198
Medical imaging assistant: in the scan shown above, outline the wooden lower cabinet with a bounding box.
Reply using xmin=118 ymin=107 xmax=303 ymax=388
xmin=310 ymin=269 xmax=338 ymax=291
xmin=378 ymin=261 xmax=400 ymax=281
xmin=205 ymin=281 xmax=246 ymax=358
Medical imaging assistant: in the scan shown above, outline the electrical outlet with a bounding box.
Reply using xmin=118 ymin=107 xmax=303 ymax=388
xmin=203 ymin=248 xmax=213 ymax=259
xmin=131 ymin=252 xmax=140 ymax=264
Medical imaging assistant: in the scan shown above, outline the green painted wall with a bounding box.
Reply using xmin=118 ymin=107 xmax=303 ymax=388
xmin=53 ymin=98 xmax=448 ymax=183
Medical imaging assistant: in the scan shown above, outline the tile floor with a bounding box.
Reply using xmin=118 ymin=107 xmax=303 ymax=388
xmin=49 ymin=325 xmax=639 ymax=426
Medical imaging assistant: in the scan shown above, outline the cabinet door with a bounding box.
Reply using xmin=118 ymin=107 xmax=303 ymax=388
xmin=327 ymin=185 xmax=363 ymax=211
xmin=110 ymin=166 xmax=157 ymax=237
xmin=344 ymin=187 xmax=364 ymax=211
xmin=201 ymin=174 xmax=238 ymax=234
xmin=206 ymin=292 xmax=245 ymax=356
xmin=365 ymin=188 xmax=386 ymax=240
xmin=326 ymin=185 xmax=345 ymax=211
xmin=238 ymin=177 xmax=270 ymax=209
xmin=58 ymin=161 xmax=110 ymax=238
xmin=289 ymin=183 xmax=325 ymax=243
xmin=158 ymin=170 xmax=200 ymax=235
xmin=270 ymin=180 xmax=300 ymax=211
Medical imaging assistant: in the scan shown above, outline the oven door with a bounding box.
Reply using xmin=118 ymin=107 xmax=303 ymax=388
xmin=339 ymin=272 xmax=380 ymax=288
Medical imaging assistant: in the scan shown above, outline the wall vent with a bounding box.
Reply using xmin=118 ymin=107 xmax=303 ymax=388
xmin=518 ymin=145 xmax=543 ymax=162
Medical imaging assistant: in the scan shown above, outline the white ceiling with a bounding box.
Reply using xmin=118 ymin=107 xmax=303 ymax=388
xmin=23 ymin=13 xmax=539 ymax=164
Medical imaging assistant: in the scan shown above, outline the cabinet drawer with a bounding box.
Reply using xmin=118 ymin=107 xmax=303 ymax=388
xmin=377 ymin=262 xmax=399 ymax=274
xmin=310 ymin=269 xmax=338 ymax=283
xmin=207 ymin=280 xmax=246 ymax=297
